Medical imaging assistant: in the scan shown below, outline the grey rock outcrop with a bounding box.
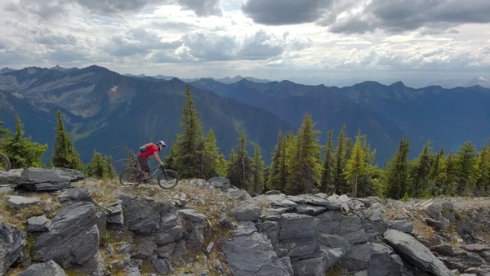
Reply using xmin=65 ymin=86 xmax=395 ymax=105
xmin=223 ymin=222 xmax=292 ymax=276
xmin=18 ymin=260 xmax=67 ymax=276
xmin=27 ymin=215 xmax=52 ymax=232
xmin=383 ymin=229 xmax=454 ymax=276
xmin=0 ymin=222 xmax=26 ymax=275
xmin=208 ymin=177 xmax=230 ymax=192
xmin=6 ymin=195 xmax=41 ymax=209
xmin=0 ymin=169 xmax=22 ymax=184
xmin=58 ymin=187 xmax=93 ymax=203
xmin=18 ymin=168 xmax=84 ymax=191
xmin=32 ymin=201 xmax=100 ymax=268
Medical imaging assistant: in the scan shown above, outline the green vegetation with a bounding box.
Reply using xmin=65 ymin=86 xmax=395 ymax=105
xmin=85 ymin=149 xmax=116 ymax=179
xmin=51 ymin=110 xmax=83 ymax=170
xmin=2 ymin=116 xmax=47 ymax=168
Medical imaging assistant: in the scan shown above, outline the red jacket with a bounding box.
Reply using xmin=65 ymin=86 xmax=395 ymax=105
xmin=139 ymin=144 xmax=158 ymax=159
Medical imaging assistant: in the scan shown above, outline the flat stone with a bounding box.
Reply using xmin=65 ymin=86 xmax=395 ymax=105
xmin=178 ymin=208 xmax=206 ymax=222
xmin=6 ymin=196 xmax=41 ymax=209
xmin=26 ymin=215 xmax=51 ymax=232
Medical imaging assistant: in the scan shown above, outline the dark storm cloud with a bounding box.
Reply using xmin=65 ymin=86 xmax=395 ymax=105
xmin=182 ymin=30 xmax=285 ymax=61
xmin=241 ymin=0 xmax=490 ymax=34
xmin=241 ymin=0 xmax=332 ymax=25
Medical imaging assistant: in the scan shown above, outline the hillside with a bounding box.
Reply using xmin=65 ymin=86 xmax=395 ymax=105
xmin=0 ymin=66 xmax=295 ymax=164
xmin=1 ymin=168 xmax=490 ymax=275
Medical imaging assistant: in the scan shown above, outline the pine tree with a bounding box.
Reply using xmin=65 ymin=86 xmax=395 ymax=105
xmin=429 ymin=147 xmax=444 ymax=195
xmin=227 ymin=130 xmax=252 ymax=190
xmin=85 ymin=150 xmax=116 ymax=179
xmin=385 ymin=137 xmax=411 ymax=199
xmin=411 ymin=139 xmax=433 ymax=197
xmin=172 ymin=85 xmax=205 ymax=178
xmin=267 ymin=132 xmax=283 ymax=191
xmin=320 ymin=129 xmax=335 ymax=193
xmin=199 ymin=129 xmax=219 ymax=179
xmin=441 ymin=150 xmax=458 ymax=195
xmin=475 ymin=138 xmax=490 ymax=193
xmin=345 ymin=130 xmax=366 ymax=197
xmin=251 ymin=144 xmax=265 ymax=194
xmin=4 ymin=116 xmax=47 ymax=168
xmin=457 ymin=141 xmax=477 ymax=194
xmin=333 ymin=125 xmax=348 ymax=194
xmin=285 ymin=114 xmax=322 ymax=195
xmin=51 ymin=110 xmax=83 ymax=170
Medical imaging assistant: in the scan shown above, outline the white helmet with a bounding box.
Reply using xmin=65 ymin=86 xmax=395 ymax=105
xmin=157 ymin=140 xmax=166 ymax=150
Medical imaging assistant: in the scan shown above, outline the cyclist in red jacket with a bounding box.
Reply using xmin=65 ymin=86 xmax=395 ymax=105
xmin=138 ymin=140 xmax=166 ymax=182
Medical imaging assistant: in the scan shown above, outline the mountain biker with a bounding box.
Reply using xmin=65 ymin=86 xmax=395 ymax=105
xmin=138 ymin=140 xmax=166 ymax=182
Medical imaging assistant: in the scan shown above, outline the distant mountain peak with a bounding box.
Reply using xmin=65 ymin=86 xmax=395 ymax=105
xmin=389 ymin=81 xmax=406 ymax=87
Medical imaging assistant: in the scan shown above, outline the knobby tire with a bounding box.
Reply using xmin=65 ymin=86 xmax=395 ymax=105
xmin=0 ymin=153 xmax=10 ymax=171
xmin=119 ymin=167 xmax=143 ymax=187
xmin=157 ymin=169 xmax=179 ymax=189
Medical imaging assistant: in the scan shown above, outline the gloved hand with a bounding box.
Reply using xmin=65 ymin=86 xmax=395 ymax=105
xmin=159 ymin=164 xmax=165 ymax=170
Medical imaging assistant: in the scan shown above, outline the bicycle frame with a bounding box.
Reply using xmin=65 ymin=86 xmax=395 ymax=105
xmin=146 ymin=164 xmax=165 ymax=180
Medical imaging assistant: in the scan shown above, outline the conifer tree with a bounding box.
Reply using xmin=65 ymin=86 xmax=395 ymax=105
xmin=411 ymin=139 xmax=433 ymax=197
xmin=85 ymin=150 xmax=116 ymax=179
xmin=285 ymin=114 xmax=322 ymax=195
xmin=385 ymin=137 xmax=411 ymax=199
xmin=279 ymin=131 xmax=294 ymax=192
xmin=320 ymin=129 xmax=335 ymax=193
xmin=345 ymin=130 xmax=366 ymax=197
xmin=333 ymin=125 xmax=348 ymax=194
xmin=4 ymin=116 xmax=47 ymax=168
xmin=429 ymin=147 xmax=444 ymax=195
xmin=199 ymin=129 xmax=219 ymax=179
xmin=456 ymin=141 xmax=477 ymax=194
xmin=267 ymin=132 xmax=283 ymax=191
xmin=227 ymin=130 xmax=252 ymax=190
xmin=172 ymin=85 xmax=205 ymax=178
xmin=216 ymin=153 xmax=228 ymax=177
xmin=441 ymin=150 xmax=458 ymax=195
xmin=51 ymin=110 xmax=83 ymax=170
xmin=475 ymin=138 xmax=490 ymax=193
xmin=251 ymin=144 xmax=265 ymax=194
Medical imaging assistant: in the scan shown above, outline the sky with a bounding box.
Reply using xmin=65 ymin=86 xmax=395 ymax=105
xmin=1 ymin=0 xmax=490 ymax=87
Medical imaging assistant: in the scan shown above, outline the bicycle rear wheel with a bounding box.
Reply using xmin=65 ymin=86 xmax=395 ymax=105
xmin=119 ymin=167 xmax=143 ymax=187
xmin=0 ymin=153 xmax=10 ymax=171
xmin=157 ymin=169 xmax=178 ymax=189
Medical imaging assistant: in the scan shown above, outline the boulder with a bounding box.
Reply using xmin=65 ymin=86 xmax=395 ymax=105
xmin=223 ymin=222 xmax=292 ymax=276
xmin=234 ymin=205 xmax=260 ymax=221
xmin=0 ymin=169 xmax=22 ymax=185
xmin=18 ymin=168 xmax=84 ymax=191
xmin=207 ymin=177 xmax=230 ymax=192
xmin=179 ymin=208 xmax=206 ymax=223
xmin=384 ymin=220 xmax=414 ymax=233
xmin=107 ymin=201 xmax=124 ymax=228
xmin=292 ymin=257 xmax=326 ymax=276
xmin=26 ymin=215 xmax=51 ymax=232
xmin=121 ymin=195 xmax=176 ymax=235
xmin=383 ymin=229 xmax=454 ymax=276
xmin=18 ymin=260 xmax=67 ymax=276
xmin=0 ymin=222 xmax=26 ymax=275
xmin=58 ymin=187 xmax=92 ymax=203
xmin=278 ymin=213 xmax=318 ymax=240
xmin=152 ymin=258 xmax=174 ymax=275
xmin=32 ymin=202 xmax=100 ymax=268
xmin=6 ymin=196 xmax=41 ymax=209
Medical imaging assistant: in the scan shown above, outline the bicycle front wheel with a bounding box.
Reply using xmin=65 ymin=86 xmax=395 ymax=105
xmin=157 ymin=169 xmax=179 ymax=189
xmin=0 ymin=153 xmax=10 ymax=171
xmin=119 ymin=168 xmax=143 ymax=187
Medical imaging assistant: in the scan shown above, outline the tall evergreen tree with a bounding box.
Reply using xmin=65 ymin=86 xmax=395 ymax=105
xmin=385 ymin=137 xmax=411 ymax=199
xmin=4 ymin=116 xmax=47 ymax=168
xmin=172 ymin=85 xmax=205 ymax=178
xmin=475 ymin=138 xmax=490 ymax=193
xmin=441 ymin=150 xmax=458 ymax=195
xmin=267 ymin=132 xmax=283 ymax=191
xmin=333 ymin=125 xmax=348 ymax=194
xmin=320 ymin=129 xmax=335 ymax=193
xmin=227 ymin=130 xmax=252 ymax=190
xmin=456 ymin=141 xmax=477 ymax=194
xmin=411 ymin=139 xmax=433 ymax=197
xmin=199 ymin=129 xmax=219 ymax=179
xmin=85 ymin=150 xmax=116 ymax=179
xmin=51 ymin=110 xmax=83 ymax=170
xmin=285 ymin=114 xmax=322 ymax=195
xmin=429 ymin=147 xmax=445 ymax=195
xmin=345 ymin=130 xmax=366 ymax=197
xmin=251 ymin=144 xmax=265 ymax=194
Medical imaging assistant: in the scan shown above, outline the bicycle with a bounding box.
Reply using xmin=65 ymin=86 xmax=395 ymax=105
xmin=0 ymin=152 xmax=10 ymax=171
xmin=119 ymin=164 xmax=179 ymax=189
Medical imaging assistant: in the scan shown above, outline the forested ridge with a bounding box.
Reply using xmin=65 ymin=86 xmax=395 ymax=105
xmin=2 ymin=85 xmax=489 ymax=200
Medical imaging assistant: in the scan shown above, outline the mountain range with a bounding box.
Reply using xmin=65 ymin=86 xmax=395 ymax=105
xmin=1 ymin=65 xmax=489 ymax=167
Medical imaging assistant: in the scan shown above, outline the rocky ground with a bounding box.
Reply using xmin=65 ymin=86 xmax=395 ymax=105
xmin=1 ymin=168 xmax=490 ymax=276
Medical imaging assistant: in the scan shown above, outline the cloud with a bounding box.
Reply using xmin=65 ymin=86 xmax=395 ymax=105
xmin=182 ymin=30 xmax=286 ymax=61
xmin=241 ymin=0 xmax=490 ymax=34
xmin=241 ymin=0 xmax=332 ymax=25
xmin=178 ymin=0 xmax=222 ymax=16
xmin=4 ymin=0 xmax=68 ymax=21
xmin=104 ymin=29 xmax=182 ymax=57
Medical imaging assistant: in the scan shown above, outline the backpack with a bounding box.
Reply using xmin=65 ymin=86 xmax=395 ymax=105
xmin=139 ymin=143 xmax=156 ymax=153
